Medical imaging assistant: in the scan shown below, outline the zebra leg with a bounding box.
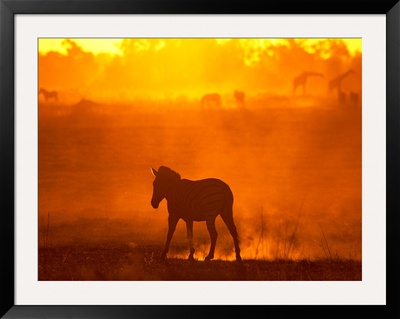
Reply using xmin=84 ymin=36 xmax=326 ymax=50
xmin=205 ymin=218 xmax=217 ymax=261
xmin=186 ymin=220 xmax=195 ymax=260
xmin=221 ymin=213 xmax=242 ymax=262
xmin=162 ymin=215 xmax=179 ymax=259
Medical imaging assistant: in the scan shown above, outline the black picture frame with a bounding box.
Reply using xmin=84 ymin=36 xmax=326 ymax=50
xmin=1 ymin=0 xmax=399 ymax=318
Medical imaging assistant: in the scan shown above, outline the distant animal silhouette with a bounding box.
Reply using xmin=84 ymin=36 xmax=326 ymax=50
xmin=150 ymin=166 xmax=242 ymax=262
xmin=328 ymin=69 xmax=355 ymax=95
xmin=39 ymin=88 xmax=58 ymax=102
xmin=200 ymin=93 xmax=221 ymax=109
xmin=350 ymin=91 xmax=359 ymax=105
xmin=293 ymin=72 xmax=324 ymax=96
xmin=234 ymin=90 xmax=245 ymax=107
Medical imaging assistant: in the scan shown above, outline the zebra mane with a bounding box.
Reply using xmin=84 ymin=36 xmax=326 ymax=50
xmin=158 ymin=166 xmax=181 ymax=181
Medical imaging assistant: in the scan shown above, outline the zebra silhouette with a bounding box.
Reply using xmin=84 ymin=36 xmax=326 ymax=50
xmin=234 ymin=90 xmax=245 ymax=108
xmin=200 ymin=93 xmax=221 ymax=110
xmin=39 ymin=88 xmax=58 ymax=102
xmin=150 ymin=166 xmax=242 ymax=262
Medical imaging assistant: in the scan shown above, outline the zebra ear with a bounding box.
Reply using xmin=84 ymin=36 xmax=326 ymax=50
xmin=150 ymin=167 xmax=158 ymax=176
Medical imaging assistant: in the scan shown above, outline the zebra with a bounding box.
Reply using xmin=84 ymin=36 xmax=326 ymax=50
xmin=39 ymin=88 xmax=58 ymax=102
xmin=234 ymin=90 xmax=245 ymax=108
xmin=150 ymin=166 xmax=242 ymax=262
xmin=200 ymin=93 xmax=221 ymax=110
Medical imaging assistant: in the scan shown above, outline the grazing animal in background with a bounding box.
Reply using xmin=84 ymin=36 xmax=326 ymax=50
xmin=328 ymin=69 xmax=355 ymax=95
xmin=39 ymin=88 xmax=58 ymax=102
xmin=292 ymin=71 xmax=324 ymax=96
xmin=150 ymin=166 xmax=242 ymax=262
xmin=234 ymin=90 xmax=245 ymax=108
xmin=200 ymin=93 xmax=222 ymax=109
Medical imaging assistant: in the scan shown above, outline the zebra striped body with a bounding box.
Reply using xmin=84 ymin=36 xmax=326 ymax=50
xmin=151 ymin=166 xmax=241 ymax=261
xmin=167 ymin=178 xmax=232 ymax=222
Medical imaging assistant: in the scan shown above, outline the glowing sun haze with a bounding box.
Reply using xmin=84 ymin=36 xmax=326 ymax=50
xmin=38 ymin=37 xmax=362 ymax=103
xmin=38 ymin=36 xmax=362 ymax=266
xmin=38 ymin=38 xmax=361 ymax=56
xmin=39 ymin=38 xmax=124 ymax=56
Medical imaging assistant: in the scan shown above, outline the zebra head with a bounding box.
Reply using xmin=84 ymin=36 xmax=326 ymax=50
xmin=150 ymin=166 xmax=181 ymax=209
xmin=150 ymin=167 xmax=162 ymax=208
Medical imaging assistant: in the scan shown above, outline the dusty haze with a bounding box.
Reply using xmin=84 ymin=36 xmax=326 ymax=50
xmin=39 ymin=39 xmax=361 ymax=261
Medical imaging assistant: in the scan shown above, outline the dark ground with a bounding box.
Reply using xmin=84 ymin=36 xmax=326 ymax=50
xmin=39 ymin=242 xmax=361 ymax=281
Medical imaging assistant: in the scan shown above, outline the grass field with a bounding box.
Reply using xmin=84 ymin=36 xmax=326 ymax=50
xmin=38 ymin=218 xmax=361 ymax=281
xmin=39 ymin=243 xmax=361 ymax=281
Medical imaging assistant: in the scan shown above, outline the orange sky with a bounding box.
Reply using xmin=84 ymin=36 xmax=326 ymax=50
xmin=38 ymin=38 xmax=362 ymax=103
xmin=39 ymin=38 xmax=361 ymax=57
